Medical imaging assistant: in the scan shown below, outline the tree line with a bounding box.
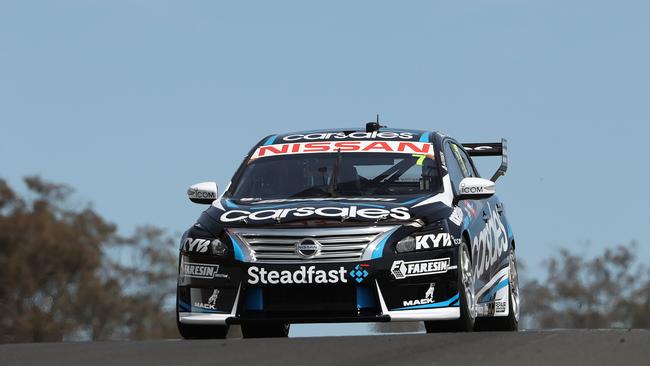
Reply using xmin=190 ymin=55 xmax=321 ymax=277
xmin=1 ymin=177 xmax=648 ymax=342
xmin=0 ymin=177 xmax=177 ymax=342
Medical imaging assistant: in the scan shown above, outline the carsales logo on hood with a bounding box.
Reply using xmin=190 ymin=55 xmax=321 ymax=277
xmin=251 ymin=140 xmax=433 ymax=160
xmin=220 ymin=206 xmax=411 ymax=222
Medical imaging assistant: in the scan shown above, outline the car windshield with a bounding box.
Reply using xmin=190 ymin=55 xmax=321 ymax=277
xmin=229 ymin=152 xmax=441 ymax=201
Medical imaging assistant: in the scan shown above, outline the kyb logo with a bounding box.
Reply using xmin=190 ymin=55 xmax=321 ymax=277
xmin=415 ymin=233 xmax=452 ymax=250
xmin=248 ymin=266 xmax=348 ymax=285
xmin=220 ymin=206 xmax=411 ymax=223
xmin=181 ymin=261 xmax=227 ymax=279
xmin=183 ymin=238 xmax=211 ymax=253
xmin=391 ymin=258 xmax=456 ymax=280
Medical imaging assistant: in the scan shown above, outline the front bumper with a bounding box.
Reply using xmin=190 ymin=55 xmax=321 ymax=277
xmin=177 ymin=247 xmax=461 ymax=325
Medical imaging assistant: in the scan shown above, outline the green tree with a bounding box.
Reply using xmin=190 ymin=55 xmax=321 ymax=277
xmin=521 ymin=243 xmax=650 ymax=329
xmin=0 ymin=177 xmax=177 ymax=343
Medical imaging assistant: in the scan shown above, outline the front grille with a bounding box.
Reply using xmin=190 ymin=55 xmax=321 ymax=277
xmin=228 ymin=226 xmax=397 ymax=263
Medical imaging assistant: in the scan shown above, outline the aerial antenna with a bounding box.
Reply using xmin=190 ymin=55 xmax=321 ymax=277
xmin=366 ymin=114 xmax=386 ymax=132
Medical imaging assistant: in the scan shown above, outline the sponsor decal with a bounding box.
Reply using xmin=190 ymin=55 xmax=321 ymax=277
xmin=495 ymin=300 xmax=507 ymax=314
xmin=295 ymin=238 xmax=321 ymax=258
xmin=220 ymin=206 xmax=411 ymax=223
xmin=348 ymin=264 xmax=370 ymax=283
xmin=449 ymin=207 xmax=463 ymax=226
xmin=472 ymin=203 xmax=508 ymax=278
xmin=464 ymin=145 xmax=494 ymax=152
xmin=391 ymin=258 xmax=457 ymax=280
xmin=181 ymin=261 xmax=227 ymax=279
xmin=460 ymin=183 xmax=484 ymax=194
xmin=281 ymin=131 xmax=415 ymax=141
xmin=193 ymin=289 xmax=220 ymax=310
xmin=415 ymin=233 xmax=452 ymax=250
xmin=247 ymin=265 xmax=349 ymax=285
xmin=182 ymin=238 xmax=211 ymax=253
xmin=402 ymin=283 xmax=435 ymax=307
xmin=187 ymin=188 xmax=216 ymax=200
xmin=476 ymin=303 xmax=492 ymax=317
xmin=250 ymin=140 xmax=433 ymax=159
xmin=241 ymin=197 xmax=397 ymax=204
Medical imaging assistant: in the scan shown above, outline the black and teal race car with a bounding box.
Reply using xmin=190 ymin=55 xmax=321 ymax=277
xmin=177 ymin=122 xmax=519 ymax=338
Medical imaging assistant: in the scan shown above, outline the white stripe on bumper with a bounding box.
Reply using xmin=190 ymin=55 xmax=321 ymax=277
xmin=376 ymin=280 xmax=460 ymax=321
xmin=178 ymin=285 xmax=240 ymax=325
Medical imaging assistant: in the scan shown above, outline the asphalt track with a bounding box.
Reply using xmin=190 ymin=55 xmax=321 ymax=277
xmin=1 ymin=330 xmax=649 ymax=366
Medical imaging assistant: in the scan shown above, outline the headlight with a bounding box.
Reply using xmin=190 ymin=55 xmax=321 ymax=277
xmin=396 ymin=236 xmax=416 ymax=253
xmin=211 ymin=239 xmax=229 ymax=256
xmin=395 ymin=220 xmax=451 ymax=253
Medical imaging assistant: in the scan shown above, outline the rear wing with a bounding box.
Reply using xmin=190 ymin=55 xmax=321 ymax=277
xmin=462 ymin=138 xmax=508 ymax=182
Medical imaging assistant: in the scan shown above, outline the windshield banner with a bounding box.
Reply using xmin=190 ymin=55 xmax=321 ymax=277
xmin=251 ymin=140 xmax=434 ymax=160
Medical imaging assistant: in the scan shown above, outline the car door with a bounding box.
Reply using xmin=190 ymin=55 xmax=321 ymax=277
xmin=449 ymin=141 xmax=511 ymax=295
xmin=444 ymin=141 xmax=497 ymax=287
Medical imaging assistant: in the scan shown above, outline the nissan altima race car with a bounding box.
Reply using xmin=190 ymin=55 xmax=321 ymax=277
xmin=177 ymin=122 xmax=519 ymax=338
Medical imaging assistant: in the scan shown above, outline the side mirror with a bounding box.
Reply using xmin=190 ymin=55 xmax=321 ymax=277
xmin=187 ymin=182 xmax=218 ymax=204
xmin=457 ymin=177 xmax=495 ymax=201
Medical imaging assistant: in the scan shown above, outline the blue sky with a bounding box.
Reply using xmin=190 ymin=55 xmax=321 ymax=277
xmin=1 ymin=0 xmax=648 ymax=334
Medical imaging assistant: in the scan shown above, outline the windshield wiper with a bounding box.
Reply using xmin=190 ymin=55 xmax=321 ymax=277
xmin=328 ymin=149 xmax=342 ymax=197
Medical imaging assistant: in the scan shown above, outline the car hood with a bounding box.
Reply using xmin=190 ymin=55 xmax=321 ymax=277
xmin=203 ymin=196 xmax=450 ymax=228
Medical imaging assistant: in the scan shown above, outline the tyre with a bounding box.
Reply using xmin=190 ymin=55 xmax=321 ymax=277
xmin=474 ymin=249 xmax=520 ymax=331
xmin=177 ymin=321 xmax=229 ymax=339
xmin=425 ymin=240 xmax=476 ymax=333
xmin=241 ymin=323 xmax=290 ymax=338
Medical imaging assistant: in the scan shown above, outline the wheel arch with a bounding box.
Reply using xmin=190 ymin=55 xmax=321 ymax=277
xmin=462 ymin=230 xmax=472 ymax=261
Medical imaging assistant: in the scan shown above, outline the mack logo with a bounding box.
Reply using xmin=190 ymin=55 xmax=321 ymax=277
xmin=193 ymin=289 xmax=220 ymax=310
xmin=415 ymin=233 xmax=452 ymax=250
xmin=181 ymin=261 xmax=227 ymax=279
xmin=183 ymin=238 xmax=211 ymax=253
xmin=248 ymin=266 xmax=348 ymax=285
xmin=193 ymin=302 xmax=217 ymax=310
xmin=403 ymin=283 xmax=436 ymax=307
xmin=391 ymin=258 xmax=456 ymax=280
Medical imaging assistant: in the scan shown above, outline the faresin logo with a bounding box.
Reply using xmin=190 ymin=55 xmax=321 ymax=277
xmin=219 ymin=206 xmax=411 ymax=222
xmin=251 ymin=140 xmax=433 ymax=159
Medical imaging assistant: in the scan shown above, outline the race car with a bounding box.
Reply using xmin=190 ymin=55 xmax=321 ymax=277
xmin=176 ymin=122 xmax=519 ymax=338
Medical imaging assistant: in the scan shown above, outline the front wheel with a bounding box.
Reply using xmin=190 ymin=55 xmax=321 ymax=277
xmin=425 ymin=240 xmax=476 ymax=333
xmin=474 ymin=248 xmax=520 ymax=331
xmin=177 ymin=321 xmax=229 ymax=339
xmin=241 ymin=323 xmax=290 ymax=338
